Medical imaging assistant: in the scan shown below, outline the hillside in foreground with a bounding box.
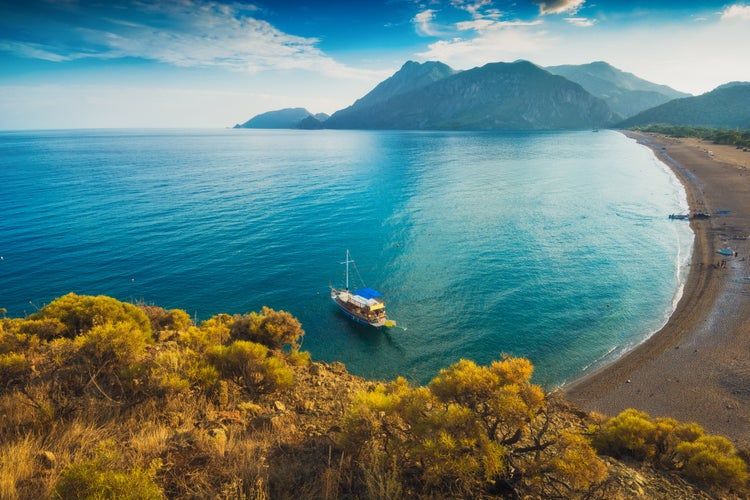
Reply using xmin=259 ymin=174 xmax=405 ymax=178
xmin=1 ymin=294 xmax=747 ymax=498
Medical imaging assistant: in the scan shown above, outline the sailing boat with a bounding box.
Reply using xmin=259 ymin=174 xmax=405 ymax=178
xmin=331 ymin=250 xmax=396 ymax=328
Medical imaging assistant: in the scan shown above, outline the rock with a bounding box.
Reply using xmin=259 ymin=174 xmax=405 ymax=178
xmin=330 ymin=362 xmax=347 ymax=374
xmin=274 ymin=400 xmax=286 ymax=412
xmin=238 ymin=401 xmax=264 ymax=417
xmin=299 ymin=400 xmax=315 ymax=413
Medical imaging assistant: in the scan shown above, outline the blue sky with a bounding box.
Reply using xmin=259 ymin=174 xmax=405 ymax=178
xmin=1 ymin=0 xmax=749 ymax=129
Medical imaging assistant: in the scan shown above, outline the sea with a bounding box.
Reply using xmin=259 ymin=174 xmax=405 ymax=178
xmin=0 ymin=128 xmax=693 ymax=386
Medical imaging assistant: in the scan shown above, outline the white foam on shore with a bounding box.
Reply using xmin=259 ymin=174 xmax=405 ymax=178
xmin=561 ymin=138 xmax=696 ymax=386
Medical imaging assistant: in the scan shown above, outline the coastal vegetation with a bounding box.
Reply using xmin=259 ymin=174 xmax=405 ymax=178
xmin=629 ymin=124 xmax=750 ymax=149
xmin=593 ymin=409 xmax=748 ymax=490
xmin=618 ymin=82 xmax=750 ymax=130
xmin=1 ymin=293 xmax=747 ymax=498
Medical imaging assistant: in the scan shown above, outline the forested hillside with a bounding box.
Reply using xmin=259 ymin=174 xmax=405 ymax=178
xmin=619 ymin=83 xmax=750 ymax=129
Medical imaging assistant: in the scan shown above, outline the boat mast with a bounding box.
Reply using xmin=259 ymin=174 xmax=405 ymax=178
xmin=342 ymin=249 xmax=355 ymax=290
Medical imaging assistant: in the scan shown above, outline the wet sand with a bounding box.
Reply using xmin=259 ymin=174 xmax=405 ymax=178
xmin=565 ymin=131 xmax=750 ymax=447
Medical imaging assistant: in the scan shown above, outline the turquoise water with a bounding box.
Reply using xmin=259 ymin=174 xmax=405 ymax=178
xmin=0 ymin=129 xmax=693 ymax=385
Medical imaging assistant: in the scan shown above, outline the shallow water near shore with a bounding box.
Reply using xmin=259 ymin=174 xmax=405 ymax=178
xmin=0 ymin=128 xmax=693 ymax=385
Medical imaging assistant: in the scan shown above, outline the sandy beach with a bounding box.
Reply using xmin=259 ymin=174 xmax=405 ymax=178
xmin=565 ymin=131 xmax=750 ymax=447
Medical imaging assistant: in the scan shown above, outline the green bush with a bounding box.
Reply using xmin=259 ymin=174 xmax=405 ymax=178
xmin=0 ymin=352 xmax=31 ymax=386
xmin=230 ymin=307 xmax=304 ymax=351
xmin=150 ymin=348 xmax=219 ymax=394
xmin=186 ymin=314 xmax=233 ymax=350
xmin=74 ymin=321 xmax=150 ymax=371
xmin=55 ymin=455 xmax=163 ymax=499
xmin=632 ymin=125 xmax=750 ymax=149
xmin=18 ymin=318 xmax=66 ymax=340
xmin=209 ymin=340 xmax=293 ymax=393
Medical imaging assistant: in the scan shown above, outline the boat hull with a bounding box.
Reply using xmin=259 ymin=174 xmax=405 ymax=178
xmin=331 ymin=290 xmax=387 ymax=327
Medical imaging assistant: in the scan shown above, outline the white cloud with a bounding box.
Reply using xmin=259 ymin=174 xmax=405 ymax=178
xmin=721 ymin=4 xmax=750 ymax=20
xmin=0 ymin=41 xmax=71 ymax=62
xmin=456 ymin=18 xmax=541 ymax=32
xmin=532 ymin=0 xmax=586 ymax=16
xmin=413 ymin=9 xmax=442 ymax=36
xmin=417 ymin=21 xmax=549 ymax=69
xmin=451 ymin=0 xmax=494 ymax=19
xmin=417 ymin=2 xmax=750 ymax=95
xmin=564 ymin=17 xmax=595 ymax=27
xmin=1 ymin=0 xmax=371 ymax=81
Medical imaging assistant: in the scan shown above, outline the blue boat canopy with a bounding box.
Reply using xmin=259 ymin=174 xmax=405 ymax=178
xmin=354 ymin=287 xmax=382 ymax=299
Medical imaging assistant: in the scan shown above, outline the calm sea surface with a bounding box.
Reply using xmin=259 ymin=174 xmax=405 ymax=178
xmin=0 ymin=129 xmax=693 ymax=385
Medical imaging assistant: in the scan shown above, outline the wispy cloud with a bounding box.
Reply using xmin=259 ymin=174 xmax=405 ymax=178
xmin=413 ymin=9 xmax=444 ymax=36
xmin=0 ymin=0 xmax=372 ymax=79
xmin=0 ymin=40 xmax=72 ymax=62
xmin=451 ymin=0 xmax=497 ymax=19
xmin=564 ymin=17 xmax=595 ymax=27
xmin=417 ymin=22 xmax=549 ymax=69
xmin=721 ymin=4 xmax=750 ymax=20
xmin=530 ymin=0 xmax=586 ymax=16
xmin=414 ymin=0 xmax=548 ymax=67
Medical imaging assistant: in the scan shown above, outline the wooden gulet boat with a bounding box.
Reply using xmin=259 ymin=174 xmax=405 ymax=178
xmin=331 ymin=250 xmax=396 ymax=328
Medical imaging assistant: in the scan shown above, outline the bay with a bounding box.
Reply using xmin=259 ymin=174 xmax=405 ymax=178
xmin=0 ymin=128 xmax=693 ymax=385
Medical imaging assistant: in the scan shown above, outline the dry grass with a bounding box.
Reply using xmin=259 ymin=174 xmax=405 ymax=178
xmin=129 ymin=422 xmax=173 ymax=458
xmin=0 ymin=435 xmax=38 ymax=500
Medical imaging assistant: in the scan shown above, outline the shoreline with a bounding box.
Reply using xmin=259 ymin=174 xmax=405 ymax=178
xmin=564 ymin=130 xmax=750 ymax=447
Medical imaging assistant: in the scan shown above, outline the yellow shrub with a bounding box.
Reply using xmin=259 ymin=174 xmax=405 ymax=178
xmin=230 ymin=307 xmax=304 ymax=350
xmin=287 ymin=349 xmax=311 ymax=366
xmin=18 ymin=318 xmax=66 ymax=340
xmin=209 ymin=340 xmax=292 ymax=393
xmin=55 ymin=459 xmax=163 ymax=499
xmin=592 ymin=408 xmax=658 ymax=459
xmin=0 ymin=352 xmax=31 ymax=385
xmin=74 ymin=321 xmax=149 ymax=370
xmin=150 ymin=348 xmax=219 ymax=394
xmin=139 ymin=306 xmax=191 ymax=335
xmin=676 ymin=435 xmax=748 ymax=489
xmin=32 ymin=293 xmax=151 ymax=339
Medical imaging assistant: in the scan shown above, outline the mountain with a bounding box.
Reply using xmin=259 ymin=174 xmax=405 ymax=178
xmin=545 ymin=61 xmax=690 ymax=118
xmin=618 ymin=82 xmax=750 ymax=129
xmin=325 ymin=60 xmax=616 ymax=130
xmin=347 ymin=60 xmax=457 ymax=109
xmin=298 ymin=115 xmax=325 ymax=129
xmin=234 ymin=108 xmax=328 ymax=129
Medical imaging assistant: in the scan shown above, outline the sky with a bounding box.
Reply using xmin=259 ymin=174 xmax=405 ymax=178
xmin=1 ymin=0 xmax=749 ymax=129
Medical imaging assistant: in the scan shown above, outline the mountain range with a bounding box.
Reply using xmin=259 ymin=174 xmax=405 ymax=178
xmin=544 ymin=61 xmax=689 ymax=118
xmin=234 ymin=60 xmax=749 ymax=131
xmin=325 ymin=60 xmax=615 ymax=130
